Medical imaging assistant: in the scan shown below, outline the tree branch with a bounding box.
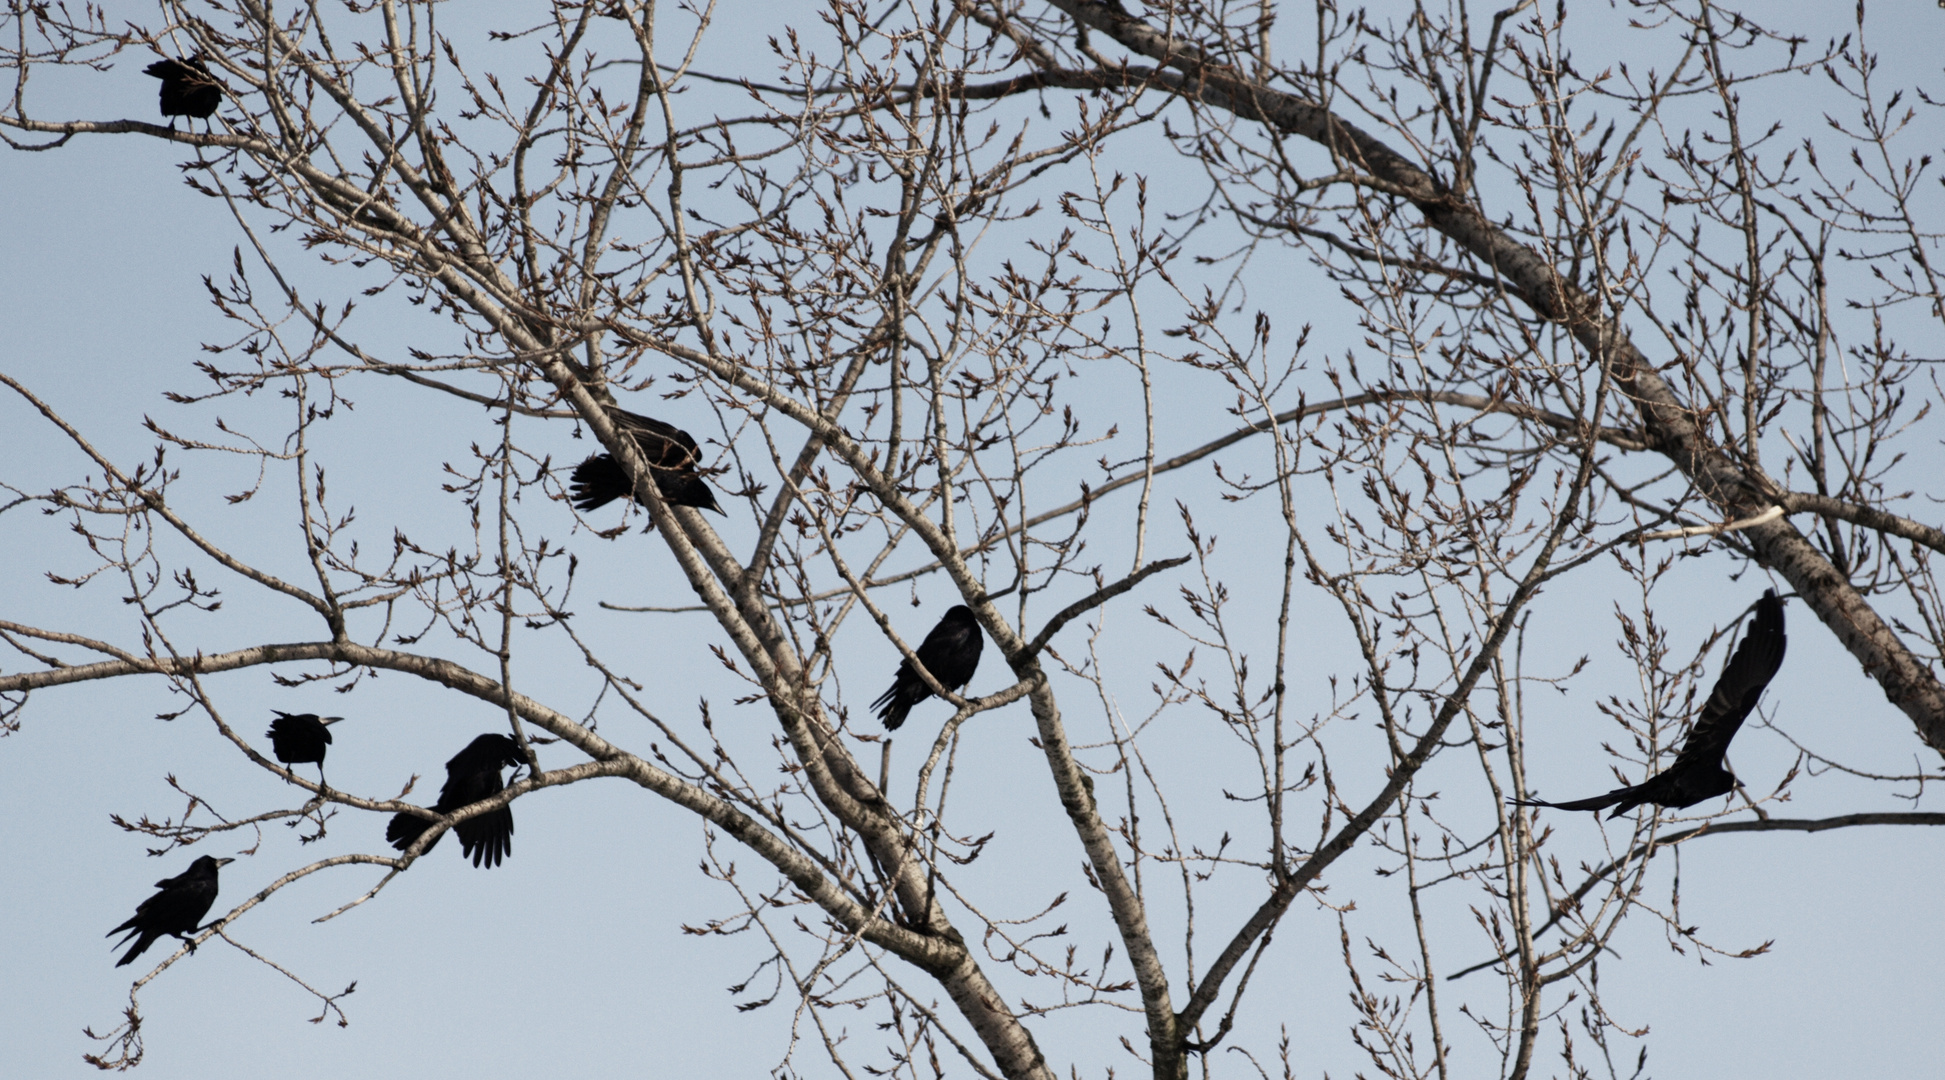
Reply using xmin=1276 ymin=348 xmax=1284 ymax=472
xmin=1447 ymin=811 xmax=1945 ymax=982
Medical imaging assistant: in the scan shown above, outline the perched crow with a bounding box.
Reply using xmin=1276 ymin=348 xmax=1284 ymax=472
xmin=386 ymin=734 xmax=526 ymax=868
xmin=872 ymin=605 xmax=984 ymax=731
xmin=569 ymin=409 xmax=722 ymax=522
xmin=143 ymin=57 xmax=221 ymax=125
xmin=265 ymin=711 xmax=341 ymax=781
xmin=1515 ymin=590 xmax=1787 ymax=819
xmin=108 ymin=855 xmax=234 ymax=967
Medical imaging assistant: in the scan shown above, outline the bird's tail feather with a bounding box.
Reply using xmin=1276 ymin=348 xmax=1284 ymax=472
xmin=386 ymin=811 xmax=441 ymax=854
xmin=1510 ymin=788 xmax=1635 ymax=814
xmin=115 ymin=933 xmax=158 ymax=968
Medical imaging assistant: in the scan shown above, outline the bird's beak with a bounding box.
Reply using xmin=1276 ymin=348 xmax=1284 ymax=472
xmin=322 ymin=716 xmax=345 ymax=725
xmin=215 ymin=857 xmax=236 ymax=867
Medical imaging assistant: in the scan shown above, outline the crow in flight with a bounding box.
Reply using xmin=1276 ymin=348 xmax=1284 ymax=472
xmin=873 ymin=605 xmax=984 ymax=731
xmin=109 ymin=855 xmax=234 ymax=967
xmin=386 ymin=734 xmax=526 ymax=868
xmin=143 ymin=57 xmax=222 ymax=126
xmin=1515 ymin=590 xmax=1787 ymax=819
xmin=266 ymin=711 xmax=341 ymax=782
xmin=569 ymin=409 xmax=722 ymax=524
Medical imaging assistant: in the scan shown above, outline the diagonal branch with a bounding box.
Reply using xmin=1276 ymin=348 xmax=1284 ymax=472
xmin=1041 ymin=0 xmax=1945 ymax=757
xmin=1019 ymin=555 xmax=1190 ymax=662
xmin=1780 ymin=491 xmax=1945 ymax=557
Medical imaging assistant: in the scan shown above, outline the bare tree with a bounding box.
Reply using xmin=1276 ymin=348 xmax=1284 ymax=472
xmin=4 ymin=2 xmax=1943 ymax=1077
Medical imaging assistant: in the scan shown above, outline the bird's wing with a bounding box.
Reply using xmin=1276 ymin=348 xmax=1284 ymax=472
xmin=611 ymin=409 xmax=703 ymax=470
xmin=913 ymin=621 xmax=958 ymax=663
xmin=452 ymin=771 xmax=514 ymax=866
xmin=438 ymin=737 xmax=520 ymax=806
xmin=873 ymin=658 xmax=914 ymax=706
xmin=144 ymin=58 xmax=217 ymax=86
xmin=916 ymin=614 xmax=977 ymax=667
xmin=1669 ymin=590 xmax=1787 ymax=774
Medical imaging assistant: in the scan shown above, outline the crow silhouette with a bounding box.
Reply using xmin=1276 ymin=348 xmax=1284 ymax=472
xmin=386 ymin=734 xmax=526 ymax=868
xmin=873 ymin=605 xmax=983 ymax=731
xmin=1515 ymin=590 xmax=1787 ymax=818
xmin=143 ymin=57 xmax=221 ymax=126
xmin=266 ymin=711 xmax=341 ymax=782
xmin=569 ymin=409 xmax=722 ymax=523
xmin=109 ymin=855 xmax=233 ymax=967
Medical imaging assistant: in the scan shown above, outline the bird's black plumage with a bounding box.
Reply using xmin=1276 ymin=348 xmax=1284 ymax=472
xmin=108 ymin=855 xmax=233 ymax=967
xmin=568 ymin=409 xmax=722 ymax=522
xmin=872 ymin=605 xmax=984 ymax=731
xmin=1515 ymin=590 xmax=1787 ymax=819
xmin=386 ymin=734 xmax=526 ymax=868
xmin=143 ymin=57 xmax=222 ymax=123
xmin=266 ymin=711 xmax=339 ymax=777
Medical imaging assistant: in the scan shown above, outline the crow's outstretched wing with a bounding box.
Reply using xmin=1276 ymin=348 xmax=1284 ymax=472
xmin=1514 ymin=590 xmax=1786 ymax=819
xmin=609 ymin=409 xmax=704 ymax=471
xmin=389 ymin=734 xmax=525 ymax=865
xmin=569 ymin=409 xmax=721 ymax=515
xmin=439 ymin=735 xmax=522 ymax=868
xmin=1667 ymin=589 xmax=1787 ymax=776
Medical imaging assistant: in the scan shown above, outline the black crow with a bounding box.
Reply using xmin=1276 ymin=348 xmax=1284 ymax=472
xmin=386 ymin=734 xmax=526 ymax=868
xmin=265 ymin=711 xmax=341 ymax=782
xmin=872 ymin=605 xmax=984 ymax=731
xmin=108 ymin=855 xmax=234 ymax=967
xmin=1515 ymin=590 xmax=1787 ymax=819
xmin=569 ymin=409 xmax=722 ymax=523
xmin=143 ymin=57 xmax=221 ymax=126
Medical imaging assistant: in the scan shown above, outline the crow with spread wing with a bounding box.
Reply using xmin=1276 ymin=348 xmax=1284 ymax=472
xmin=1515 ymin=590 xmax=1787 ymax=818
xmin=569 ymin=409 xmax=722 ymax=525
xmin=386 ymin=734 xmax=526 ymax=868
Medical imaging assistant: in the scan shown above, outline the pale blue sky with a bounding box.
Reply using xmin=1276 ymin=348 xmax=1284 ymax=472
xmin=3 ymin=4 xmax=1943 ymax=1078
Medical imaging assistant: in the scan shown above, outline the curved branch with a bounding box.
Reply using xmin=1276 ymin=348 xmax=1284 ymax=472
xmin=1446 ymin=811 xmax=1945 ymax=982
xmin=1018 ymin=554 xmax=1190 ymax=662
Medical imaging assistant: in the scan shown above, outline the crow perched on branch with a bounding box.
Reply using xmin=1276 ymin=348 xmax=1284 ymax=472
xmin=873 ymin=605 xmax=984 ymax=731
xmin=143 ymin=57 xmax=222 ymax=126
xmin=386 ymin=734 xmax=526 ymax=868
xmin=569 ymin=409 xmax=722 ymax=523
xmin=108 ymin=855 xmax=233 ymax=967
xmin=266 ymin=711 xmax=341 ymax=782
xmin=1515 ymin=590 xmax=1787 ymax=819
